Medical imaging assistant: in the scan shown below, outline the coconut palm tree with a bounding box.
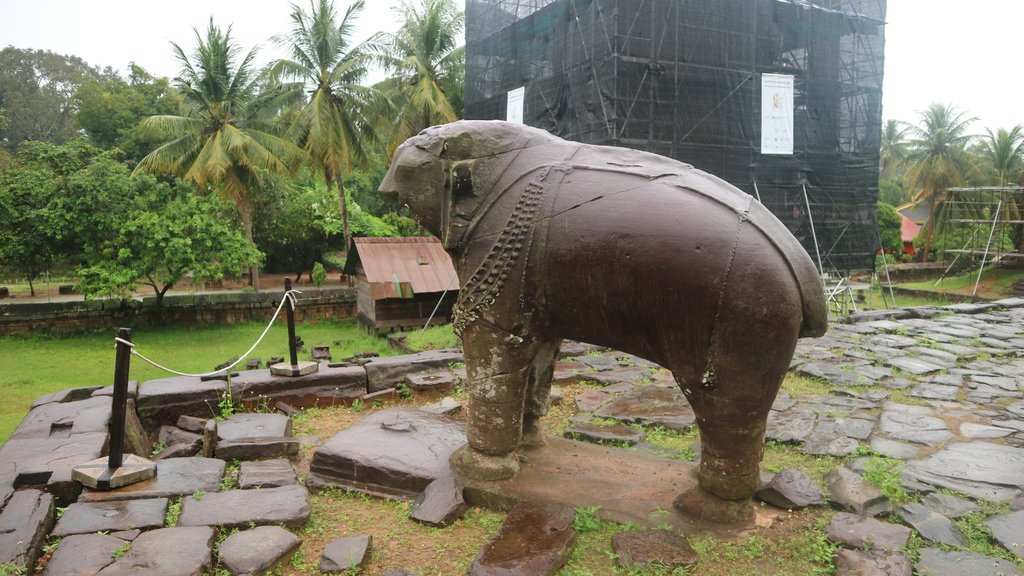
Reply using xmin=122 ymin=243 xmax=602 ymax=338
xmin=978 ymin=125 xmax=1024 ymax=187
xmin=135 ymin=20 xmax=302 ymax=291
xmin=375 ymin=0 xmax=464 ymax=155
xmin=272 ymin=0 xmax=378 ymax=252
xmin=880 ymin=119 xmax=910 ymax=180
xmin=904 ymin=103 xmax=977 ymax=262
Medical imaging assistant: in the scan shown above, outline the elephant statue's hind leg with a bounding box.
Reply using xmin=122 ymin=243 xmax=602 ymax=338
xmin=450 ymin=321 xmax=539 ymax=481
xmin=521 ymin=339 xmax=561 ymax=447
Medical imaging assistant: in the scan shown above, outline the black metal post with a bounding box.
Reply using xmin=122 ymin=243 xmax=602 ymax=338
xmin=108 ymin=327 xmax=132 ymax=469
xmin=285 ymin=278 xmax=299 ymax=366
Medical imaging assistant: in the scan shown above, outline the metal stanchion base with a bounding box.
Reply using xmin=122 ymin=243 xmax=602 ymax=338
xmin=72 ymin=454 xmax=157 ymax=490
xmin=269 ymin=361 xmax=319 ymax=377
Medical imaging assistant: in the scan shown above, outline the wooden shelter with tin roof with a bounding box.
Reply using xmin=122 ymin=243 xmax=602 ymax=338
xmin=344 ymin=237 xmax=460 ymax=332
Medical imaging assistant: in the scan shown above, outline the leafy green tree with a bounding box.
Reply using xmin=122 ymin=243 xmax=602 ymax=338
xmin=272 ymin=0 xmax=380 ymax=254
xmin=880 ymin=119 xmax=910 ymax=181
xmin=0 ymin=47 xmax=112 ymax=150
xmin=878 ymin=178 xmax=909 ymax=206
xmin=135 ymin=20 xmax=302 ymax=292
xmin=77 ymin=178 xmax=262 ymax=306
xmin=74 ymin=64 xmax=181 ymax=163
xmin=977 ymin=125 xmax=1024 ymax=186
xmin=904 ymin=103 xmax=977 ymax=262
xmin=374 ymin=0 xmax=465 ymax=154
xmin=877 ymin=202 xmax=902 ymax=256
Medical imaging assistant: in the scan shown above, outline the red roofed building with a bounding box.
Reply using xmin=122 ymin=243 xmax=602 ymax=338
xmin=900 ymin=213 xmax=921 ymax=256
xmin=344 ymin=237 xmax=460 ymax=333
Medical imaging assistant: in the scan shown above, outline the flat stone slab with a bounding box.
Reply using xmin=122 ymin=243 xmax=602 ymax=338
xmin=825 ymin=512 xmax=911 ymax=551
xmin=79 ymin=457 xmax=226 ymax=502
xmin=914 ymin=548 xmax=1023 ymax=576
xmin=897 ymin=502 xmax=967 ymax=546
xmin=592 ymin=385 xmax=696 ymax=431
xmin=217 ymin=413 xmax=292 ymax=441
xmin=611 ymin=529 xmax=697 ymax=571
xmin=870 ymin=437 xmax=922 ymax=459
xmin=834 ymin=549 xmax=911 ymax=576
xmin=563 ymin=422 xmax=645 ymax=446
xmin=232 ymin=365 xmax=368 ymax=410
xmin=136 ymin=376 xmax=226 ymax=427
xmin=411 ymin=475 xmax=466 ymax=527
xmin=309 ymin=408 xmax=466 ymax=497
xmin=878 ymin=403 xmax=953 ymax=445
xmin=320 ymin=535 xmax=372 ymax=573
xmin=238 ymin=459 xmax=297 ymax=489
xmin=0 ymin=489 xmax=54 ymax=570
xmin=32 ymin=386 xmax=105 ymax=407
xmin=219 ymin=525 xmax=301 ymax=576
xmin=755 ymin=468 xmax=824 ymax=509
xmin=95 ymin=526 xmax=214 ymax=576
xmin=42 ymin=533 xmax=124 ymax=576
xmin=469 ymin=503 xmax=576 ymax=576
xmin=824 ymin=467 xmax=890 ymax=517
xmin=986 ymin=509 xmax=1024 ymax=561
xmin=215 ymin=436 xmax=299 ymax=460
xmin=908 ymin=383 xmax=959 ymax=401
xmin=179 ymin=485 xmax=309 ymax=529
xmin=766 ymin=410 xmax=816 ymax=444
xmin=10 ymin=396 xmax=111 ymax=440
xmin=920 ymin=493 xmax=981 ymax=518
xmin=363 ymin=349 xmax=464 ymax=392
xmin=887 ymin=356 xmax=946 ymax=375
xmin=404 ymin=370 xmax=459 ymax=392
xmin=904 ymin=442 xmax=1024 ymax=501
xmin=52 ymin=498 xmax=167 ymax=537
xmin=960 ymin=422 xmax=1014 ymax=438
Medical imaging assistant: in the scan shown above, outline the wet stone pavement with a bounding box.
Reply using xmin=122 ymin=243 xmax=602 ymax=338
xmin=4 ymin=300 xmax=1024 ymax=573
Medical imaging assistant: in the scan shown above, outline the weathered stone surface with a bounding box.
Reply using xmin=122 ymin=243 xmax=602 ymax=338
xmin=203 ymin=420 xmax=217 ymax=458
xmin=610 ymin=529 xmax=697 ymax=571
xmin=801 ymin=425 xmax=861 ymax=457
xmin=960 ymin=422 xmax=1014 ymax=438
xmin=834 ymin=549 xmax=911 ymax=576
xmin=825 ymin=467 xmax=891 ymax=516
xmin=218 ymin=525 xmax=302 ymax=576
xmin=592 ymin=386 xmax=695 ymax=431
xmin=920 ymin=493 xmax=981 ymax=519
xmin=218 ymin=413 xmax=292 ymax=440
xmin=42 ymin=533 xmax=124 ymax=576
xmin=897 ymin=503 xmax=966 ymax=547
xmin=52 ymin=498 xmax=167 ymax=537
xmin=11 ymin=396 xmax=111 ymax=440
xmin=309 ymin=409 xmax=465 ymax=497
xmin=869 ymin=437 xmax=922 ymax=459
xmin=0 ymin=433 xmax=106 ymax=505
xmin=137 ymin=376 xmax=226 ymax=427
xmin=154 ymin=442 xmax=200 ymax=459
xmin=904 ymin=442 xmax=1024 ymax=501
xmin=215 ymin=436 xmax=299 ymax=460
xmin=469 ymin=503 xmax=576 ymax=576
xmin=766 ymin=410 xmax=816 ymax=443
xmin=825 ymin=512 xmax=911 ymax=551
xmin=364 ymin=349 xmax=463 ymax=392
xmin=231 ymin=365 xmax=368 ymax=410
xmin=0 ymin=489 xmax=54 ymax=570
xmin=986 ymin=510 xmax=1024 ymax=561
xmin=179 ymin=485 xmax=309 ymax=529
xmin=80 ymin=457 xmax=226 ymax=502
xmin=320 ymin=535 xmax=372 ymax=573
xmin=797 ymin=361 xmax=878 ymax=387
xmin=96 ymin=526 xmax=214 ymax=576
xmin=405 ymin=370 xmax=459 ymax=392
xmin=886 ymin=356 xmax=946 ymax=375
xmin=755 ymin=468 xmax=824 ymax=509
xmin=411 ymin=475 xmax=466 ymax=527
xmin=914 ymin=548 xmax=1023 ymax=576
xmin=908 ymin=384 xmax=959 ymax=401
xmin=238 ymin=459 xmax=297 ymax=489
xmin=563 ymin=422 xmax=645 ymax=446
xmin=573 ymin=389 xmax=611 ymax=413
xmin=878 ymin=403 xmax=953 ymax=445
xmin=91 ymin=381 xmax=139 ymax=400
xmin=422 ymin=396 xmax=462 ymax=416
xmin=32 ymin=386 xmax=105 ymax=407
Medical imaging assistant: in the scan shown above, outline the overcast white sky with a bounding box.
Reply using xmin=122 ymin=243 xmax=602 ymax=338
xmin=0 ymin=1 xmax=1020 ymax=132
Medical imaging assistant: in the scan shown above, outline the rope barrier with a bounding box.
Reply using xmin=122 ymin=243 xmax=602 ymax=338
xmin=113 ymin=289 xmax=302 ymax=378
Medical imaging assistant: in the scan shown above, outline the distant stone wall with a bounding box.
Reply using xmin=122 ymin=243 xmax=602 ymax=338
xmin=0 ymin=289 xmax=357 ymax=336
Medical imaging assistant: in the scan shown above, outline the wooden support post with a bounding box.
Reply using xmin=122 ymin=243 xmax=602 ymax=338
xmin=108 ymin=327 xmax=132 ymax=469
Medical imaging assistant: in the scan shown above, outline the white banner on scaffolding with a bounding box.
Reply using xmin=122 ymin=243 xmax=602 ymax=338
xmin=761 ymin=74 xmax=794 ymax=155
xmin=506 ymin=86 xmax=525 ymax=124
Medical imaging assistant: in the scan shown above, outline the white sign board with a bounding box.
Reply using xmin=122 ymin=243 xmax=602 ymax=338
xmin=761 ymin=74 xmax=794 ymax=155
xmin=506 ymin=86 xmax=525 ymax=124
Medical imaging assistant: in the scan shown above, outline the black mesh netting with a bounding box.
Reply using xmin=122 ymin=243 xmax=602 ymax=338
xmin=465 ymin=0 xmax=886 ymax=272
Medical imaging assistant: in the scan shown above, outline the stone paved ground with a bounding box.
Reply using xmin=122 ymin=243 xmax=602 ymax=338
xmin=4 ymin=299 xmax=1024 ymax=574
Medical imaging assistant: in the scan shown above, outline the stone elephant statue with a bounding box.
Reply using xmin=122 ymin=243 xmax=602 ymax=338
xmin=379 ymin=120 xmax=827 ymax=516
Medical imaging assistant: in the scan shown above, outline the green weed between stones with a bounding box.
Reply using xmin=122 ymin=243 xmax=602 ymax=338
xmin=861 ymin=456 xmax=909 ymax=504
xmin=111 ymin=541 xmax=131 ymax=560
xmin=165 ymin=499 xmax=182 ymax=527
xmin=220 ymin=460 xmax=240 ymax=491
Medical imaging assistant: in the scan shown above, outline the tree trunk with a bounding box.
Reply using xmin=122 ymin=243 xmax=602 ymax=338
xmin=337 ymin=175 xmax=351 ymax=257
xmin=27 ymin=269 xmax=35 ymax=297
xmin=240 ymin=205 xmax=260 ymax=293
xmin=921 ymin=192 xmax=938 ymax=263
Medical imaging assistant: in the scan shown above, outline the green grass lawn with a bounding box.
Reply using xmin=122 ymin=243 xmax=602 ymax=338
xmin=899 ymin=266 xmax=1024 ymax=298
xmin=0 ymin=320 xmax=399 ymax=444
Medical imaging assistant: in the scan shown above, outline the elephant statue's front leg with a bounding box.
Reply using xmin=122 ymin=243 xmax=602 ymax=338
xmin=451 ymin=320 xmax=540 ymax=481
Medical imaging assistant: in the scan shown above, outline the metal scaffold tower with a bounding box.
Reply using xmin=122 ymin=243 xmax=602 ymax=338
xmin=939 ymin=186 xmax=1024 ymax=296
xmin=466 ymin=0 xmax=887 ymax=273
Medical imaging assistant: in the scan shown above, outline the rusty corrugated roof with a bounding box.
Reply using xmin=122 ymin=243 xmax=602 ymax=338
xmin=346 ymin=237 xmax=459 ymax=300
